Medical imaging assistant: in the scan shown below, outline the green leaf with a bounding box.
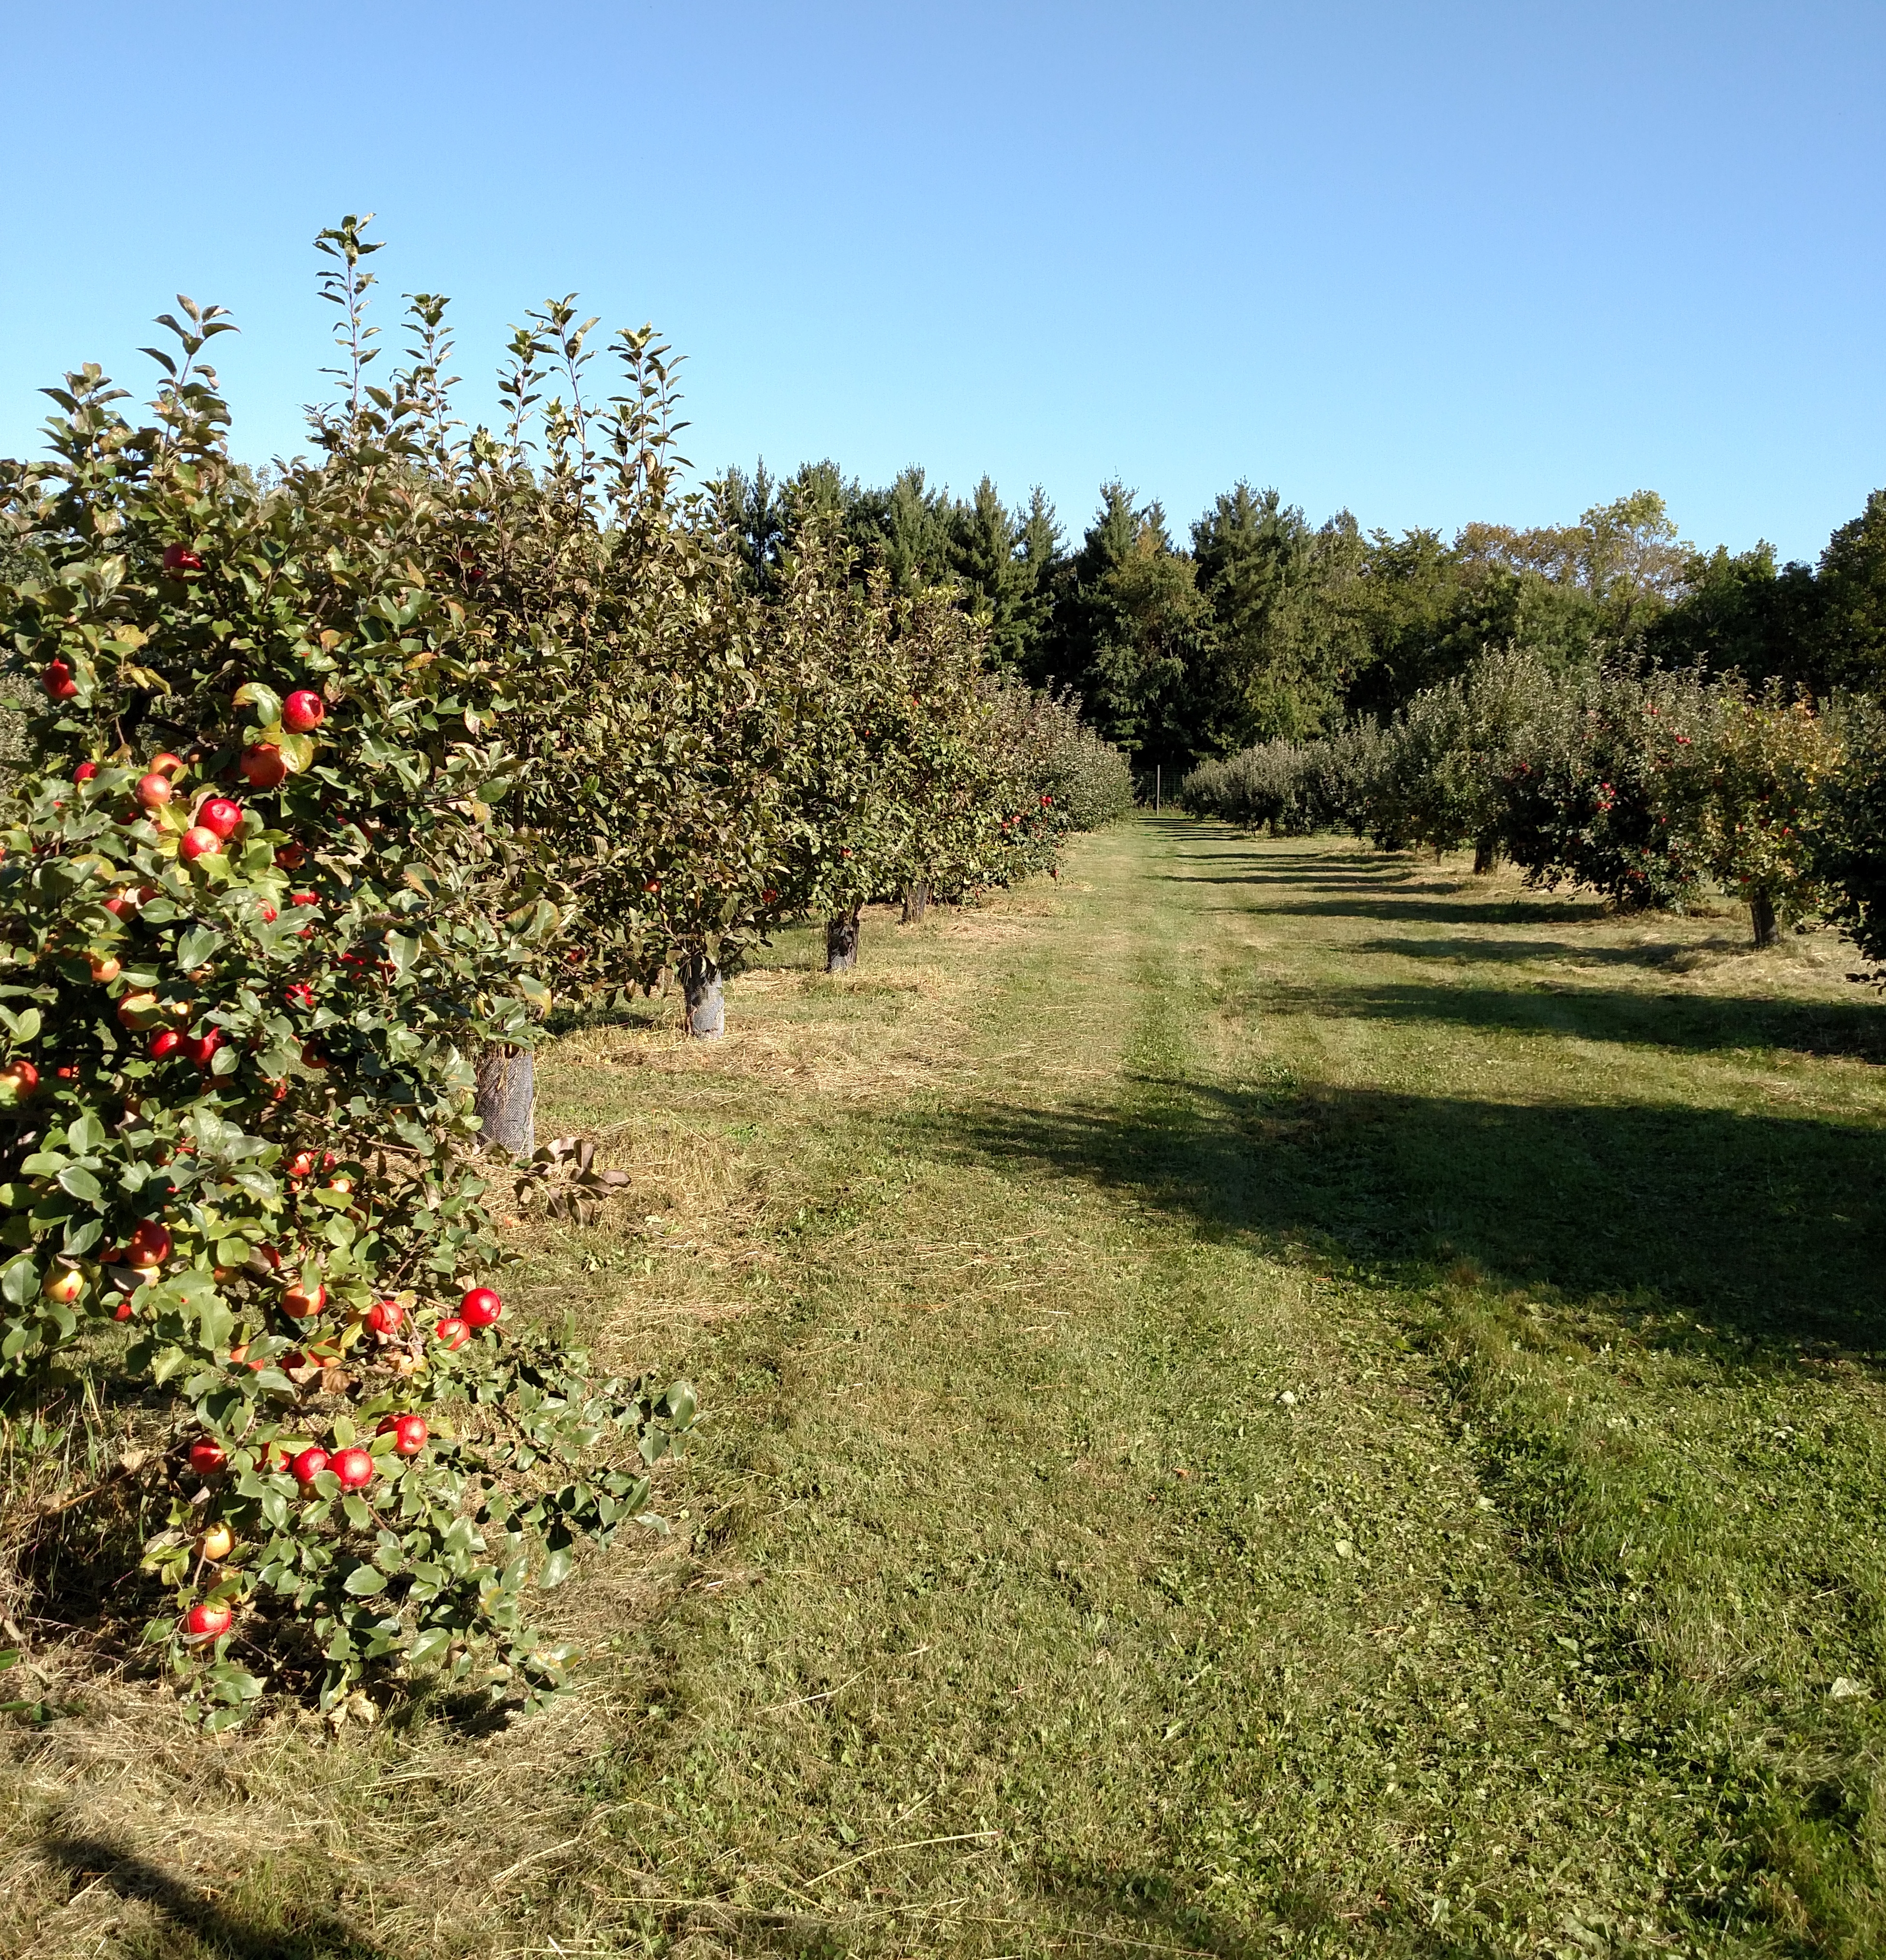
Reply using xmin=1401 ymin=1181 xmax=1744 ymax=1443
xmin=232 ymin=681 xmax=283 ymax=724
xmin=65 ymin=1113 xmax=106 ymax=1153
xmin=539 ymin=1547 xmax=575 ymax=1590
xmin=0 ymin=1256 xmax=38 ymax=1307
xmin=278 ymin=732 xmax=317 ymax=775
xmin=57 ymin=1165 xmax=105 ymax=1206
xmin=176 ymin=926 xmax=221 ymax=969
xmin=342 ymin=1564 xmax=388 ymax=1596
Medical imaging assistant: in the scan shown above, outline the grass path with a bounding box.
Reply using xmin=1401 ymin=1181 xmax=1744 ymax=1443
xmin=9 ymin=818 xmax=1886 ymax=1958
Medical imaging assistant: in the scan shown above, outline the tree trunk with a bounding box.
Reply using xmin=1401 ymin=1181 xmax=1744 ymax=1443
xmin=681 ymin=955 xmax=725 ymax=1038
xmin=1750 ymin=889 xmax=1778 ymax=950
xmin=900 ymin=881 xmax=929 ymax=926
xmin=1472 ymin=832 xmax=1499 ymax=875
xmin=474 ymin=1045 xmax=535 ymax=1157
xmin=825 ymin=909 xmax=861 ymax=973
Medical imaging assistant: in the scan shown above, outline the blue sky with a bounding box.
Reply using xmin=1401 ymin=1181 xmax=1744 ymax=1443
xmin=2 ymin=2 xmax=1880 ymax=564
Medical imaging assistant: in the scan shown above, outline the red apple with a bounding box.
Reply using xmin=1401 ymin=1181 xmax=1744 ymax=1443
xmin=41 ymin=1263 xmax=85 ymax=1304
xmin=433 ymin=1316 xmax=470 ymax=1350
xmin=459 ymin=1286 xmax=502 ymax=1328
xmin=289 ymin=892 xmax=319 ymax=908
xmin=282 ymin=1279 xmax=326 ymax=1319
xmin=287 ymin=1150 xmax=317 ymax=1179
xmin=275 ymin=842 xmax=306 ymax=870
xmin=149 ymin=1028 xmax=183 ymax=1060
xmin=135 ymin=771 xmax=174 ymax=810
xmin=126 ymin=1220 xmax=172 ymax=1267
xmin=182 ymin=1600 xmax=231 ymax=1638
xmin=197 ymin=796 xmax=243 ymax=839
xmin=290 ymin=1445 xmax=329 ymax=1486
xmin=187 ymin=1436 xmax=226 ymax=1476
xmin=161 ymin=543 xmax=204 ymax=575
xmin=365 ymin=1299 xmax=404 ymax=1336
xmin=378 ymin=1413 xmax=428 ymax=1455
xmin=88 ymin=952 xmax=121 ymax=984
xmin=285 ymin=982 xmax=315 ymax=1009
xmin=240 ymin=743 xmax=288 ymax=789
xmin=0 ymin=1060 xmax=40 ymax=1102
xmin=149 ymin=753 xmax=186 ymax=778
xmin=179 ymin=825 xmax=221 ymax=861
xmin=282 ymin=689 xmax=326 ymax=733
xmin=42 ymin=659 xmax=79 ymax=700
xmin=330 ymin=1445 xmax=373 ymax=1489
xmin=74 ymin=760 xmax=99 ymax=782
xmin=186 ymin=1029 xmax=222 ymax=1069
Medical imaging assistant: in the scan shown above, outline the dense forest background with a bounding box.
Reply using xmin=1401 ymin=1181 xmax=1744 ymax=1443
xmin=715 ymin=463 xmax=1886 ymax=777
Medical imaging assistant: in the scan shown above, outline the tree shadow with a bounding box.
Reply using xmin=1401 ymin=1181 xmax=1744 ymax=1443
xmin=40 ymin=1834 xmax=385 ymax=1958
xmin=923 ymin=1073 xmax=1886 ymax=1359
xmin=1259 ymin=975 xmax=1886 ymax=1062
xmin=1356 ymin=934 xmax=1744 ymax=971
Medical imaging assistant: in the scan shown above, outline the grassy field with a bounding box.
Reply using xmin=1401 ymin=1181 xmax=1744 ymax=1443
xmin=5 ymin=817 xmax=1886 ymax=1959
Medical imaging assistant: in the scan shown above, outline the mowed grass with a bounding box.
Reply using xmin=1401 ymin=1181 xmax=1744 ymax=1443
xmin=5 ymin=819 xmax=1886 ymax=1959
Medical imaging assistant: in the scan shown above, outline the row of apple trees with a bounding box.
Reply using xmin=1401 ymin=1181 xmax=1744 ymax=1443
xmin=0 ymin=222 xmax=1124 ymax=1725
xmin=1180 ymin=647 xmax=1884 ymax=959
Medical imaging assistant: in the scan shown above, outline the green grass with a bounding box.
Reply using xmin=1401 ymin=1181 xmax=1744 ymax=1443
xmin=6 ymin=819 xmax=1886 ymax=1958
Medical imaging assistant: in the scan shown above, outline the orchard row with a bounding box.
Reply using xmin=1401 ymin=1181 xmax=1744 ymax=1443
xmin=1181 ymin=649 xmax=1884 ymax=958
xmin=0 ymin=221 xmax=1128 ymax=1725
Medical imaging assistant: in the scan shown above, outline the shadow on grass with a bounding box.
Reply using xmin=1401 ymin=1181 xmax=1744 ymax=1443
xmin=925 ymin=1072 xmax=1886 ymax=1357
xmin=40 ymin=1834 xmax=384 ymax=1959
xmin=1252 ymin=975 xmax=1886 ymax=1062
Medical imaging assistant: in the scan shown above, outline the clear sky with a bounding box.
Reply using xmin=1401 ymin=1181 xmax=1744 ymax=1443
xmin=2 ymin=2 xmax=1881 ymax=565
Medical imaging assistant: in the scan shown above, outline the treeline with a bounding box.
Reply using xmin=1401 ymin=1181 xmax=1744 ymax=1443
xmin=1180 ymin=652 xmax=1886 ymax=964
xmin=717 ymin=466 xmax=1886 ymax=773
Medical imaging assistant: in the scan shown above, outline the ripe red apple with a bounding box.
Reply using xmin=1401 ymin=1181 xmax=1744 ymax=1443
xmin=282 ymin=1279 xmax=326 ymax=1319
xmin=126 ymin=1220 xmax=172 ymax=1267
xmin=135 ymin=771 xmax=174 ymax=810
xmin=149 ymin=753 xmax=186 ymax=778
xmin=186 ymin=1030 xmax=222 ymax=1069
xmin=113 ymin=1298 xmax=133 ymax=1321
xmin=323 ymin=1173 xmax=352 ymax=1197
xmin=149 ymin=1028 xmax=183 ymax=1061
xmin=287 ymin=1150 xmax=317 ymax=1178
xmin=282 ymin=689 xmax=326 ymax=733
xmin=330 ymin=1445 xmax=374 ymax=1489
xmin=197 ymin=796 xmax=243 ymax=840
xmin=179 ymin=825 xmax=222 ymax=861
xmin=0 ymin=1060 xmax=41 ymax=1102
xmin=275 ymin=842 xmax=306 ymax=870
xmin=161 ymin=543 xmax=204 ymax=574
xmin=378 ymin=1413 xmax=428 ymax=1455
xmin=460 ymin=1286 xmax=502 ymax=1328
xmin=88 ymin=951 xmax=121 ymax=984
xmin=188 ymin=1436 xmax=226 ymax=1476
xmin=433 ymin=1316 xmax=470 ymax=1350
xmin=182 ymin=1600 xmax=231 ymax=1638
xmin=41 ymin=1263 xmax=85 ymax=1304
xmin=240 ymin=743 xmax=288 ymax=789
xmin=260 ymin=905 xmax=279 ymax=924
xmin=196 ymin=1521 xmax=234 ymax=1561
xmin=365 ymin=1299 xmax=404 ymax=1336
xmin=301 ymin=1043 xmax=326 ymax=1069
xmin=290 ymin=1445 xmax=329 ymax=1485
xmin=285 ymin=982 xmax=315 ymax=1009
xmin=74 ymin=760 xmax=98 ymax=782
xmin=43 ymin=659 xmax=79 ymax=700
xmin=289 ymin=892 xmax=319 ymax=908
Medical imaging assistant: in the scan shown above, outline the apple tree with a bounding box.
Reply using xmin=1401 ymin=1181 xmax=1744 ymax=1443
xmin=0 ymin=274 xmax=694 ymax=1725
